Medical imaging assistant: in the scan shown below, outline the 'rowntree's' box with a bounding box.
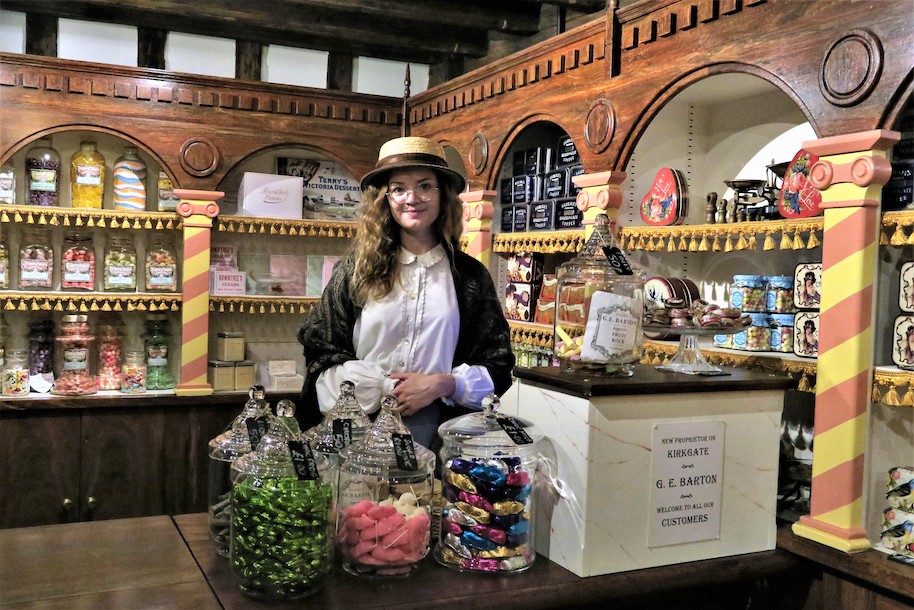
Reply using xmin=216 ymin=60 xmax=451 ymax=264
xmin=276 ymin=157 xmax=361 ymax=221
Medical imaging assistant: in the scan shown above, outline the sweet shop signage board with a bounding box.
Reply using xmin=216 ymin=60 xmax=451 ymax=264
xmin=648 ymin=421 xmax=725 ymax=547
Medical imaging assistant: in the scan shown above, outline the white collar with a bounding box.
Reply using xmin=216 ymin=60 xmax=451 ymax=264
xmin=398 ymin=244 xmax=446 ymax=268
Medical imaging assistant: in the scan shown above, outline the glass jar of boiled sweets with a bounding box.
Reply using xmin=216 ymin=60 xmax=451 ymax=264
xmin=61 ymin=233 xmax=96 ymax=291
xmin=70 ymin=140 xmax=105 ymax=209
xmin=0 ymin=239 xmax=9 ymax=289
xmin=121 ymin=350 xmax=147 ymax=393
xmin=52 ymin=314 xmax=97 ymax=395
xmin=25 ymin=138 xmax=61 ymax=207
xmin=769 ymin=313 xmax=795 ymax=353
xmin=96 ymin=316 xmax=124 ymax=390
xmin=19 ymin=229 xmax=54 ymax=290
xmin=144 ymin=314 xmax=175 ymax=390
xmin=145 ymin=233 xmax=178 ymax=292
xmin=2 ymin=350 xmax=29 ymax=396
xmin=730 ymin=275 xmax=766 ymax=313
xmin=27 ymin=318 xmax=55 ymax=376
xmin=732 ymin=313 xmax=771 ymax=352
xmin=764 ymin=275 xmax=795 ymax=313
xmin=104 ymin=235 xmax=137 ymax=291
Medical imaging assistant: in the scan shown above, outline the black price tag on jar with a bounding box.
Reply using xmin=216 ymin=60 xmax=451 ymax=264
xmin=332 ymin=418 xmax=353 ymax=450
xmin=245 ymin=416 xmax=269 ymax=449
xmin=497 ymin=416 xmax=534 ymax=445
xmin=391 ymin=433 xmax=419 ymax=471
xmin=602 ymin=246 xmax=634 ymax=275
xmin=288 ymin=440 xmax=320 ymax=481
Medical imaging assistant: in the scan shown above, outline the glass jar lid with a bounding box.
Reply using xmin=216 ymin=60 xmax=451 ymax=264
xmin=231 ymin=400 xmax=313 ymax=479
xmin=437 ymin=394 xmax=542 ymax=457
xmin=208 ymin=385 xmax=271 ymax=459
xmin=340 ymin=395 xmax=434 ymax=474
xmin=308 ymin=380 xmax=372 ymax=454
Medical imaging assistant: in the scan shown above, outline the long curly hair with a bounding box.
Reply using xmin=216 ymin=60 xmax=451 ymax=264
xmin=351 ymin=169 xmax=464 ymax=306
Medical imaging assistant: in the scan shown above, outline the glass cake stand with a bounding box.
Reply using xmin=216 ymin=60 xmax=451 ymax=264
xmin=643 ymin=324 xmax=746 ymax=375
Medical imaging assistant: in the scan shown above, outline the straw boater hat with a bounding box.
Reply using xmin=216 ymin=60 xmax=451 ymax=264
xmin=360 ymin=136 xmax=466 ymax=192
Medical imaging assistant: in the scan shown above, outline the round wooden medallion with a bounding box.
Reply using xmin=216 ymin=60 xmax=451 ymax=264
xmin=585 ymin=98 xmax=615 ymax=154
xmin=820 ymin=29 xmax=883 ymax=107
xmin=179 ymin=137 xmax=220 ymax=177
xmin=469 ymin=132 xmax=488 ymax=175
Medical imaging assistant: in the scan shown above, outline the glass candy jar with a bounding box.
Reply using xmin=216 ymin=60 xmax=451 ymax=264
xmin=230 ymin=399 xmax=333 ymax=601
xmin=25 ymin=138 xmax=61 ymax=207
xmin=121 ymin=350 xmax=147 ymax=393
xmin=52 ymin=314 xmax=97 ymax=395
xmin=336 ymin=395 xmax=435 ymax=577
xmin=0 ymin=239 xmax=8 ymax=289
xmin=61 ymin=232 xmax=96 ymax=291
xmin=305 ymin=380 xmax=371 ymax=470
xmin=0 ymin=315 xmax=5 ymax=367
xmin=2 ymin=350 xmax=29 ymax=396
xmin=103 ymin=235 xmax=137 ymax=291
xmin=69 ymin=140 xmax=105 ymax=209
xmin=19 ymin=228 xmax=54 ymax=290
xmin=143 ymin=314 xmax=175 ymax=389
xmin=435 ymin=394 xmax=542 ymax=573
xmin=0 ymin=161 xmax=15 ymax=205
xmin=112 ymin=146 xmax=147 ymax=211
xmin=144 ymin=233 xmax=178 ymax=292
xmin=27 ymin=318 xmax=55 ymax=376
xmin=207 ymin=385 xmax=271 ymax=556
xmin=96 ymin=316 xmax=124 ymax=390
xmin=554 ymin=213 xmax=644 ymax=376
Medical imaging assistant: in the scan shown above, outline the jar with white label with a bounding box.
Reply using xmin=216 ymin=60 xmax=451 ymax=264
xmin=19 ymin=228 xmax=54 ymax=290
xmin=554 ymin=213 xmax=645 ymax=376
xmin=69 ymin=140 xmax=105 ymax=209
xmin=61 ymin=232 xmax=96 ymax=291
xmin=0 ymin=161 xmax=15 ymax=205
xmin=145 ymin=233 xmax=178 ymax=292
xmin=103 ymin=235 xmax=137 ymax=291
xmin=52 ymin=314 xmax=97 ymax=395
xmin=143 ymin=314 xmax=175 ymax=389
xmin=1 ymin=350 xmax=29 ymax=396
xmin=25 ymin=138 xmax=61 ymax=207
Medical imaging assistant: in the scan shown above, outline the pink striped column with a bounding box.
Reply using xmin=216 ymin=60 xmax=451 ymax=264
xmin=174 ymin=189 xmax=223 ymax=396
xmin=573 ymin=171 xmax=627 ymax=239
xmin=791 ymin=130 xmax=898 ymax=552
xmin=460 ymin=190 xmax=496 ymax=267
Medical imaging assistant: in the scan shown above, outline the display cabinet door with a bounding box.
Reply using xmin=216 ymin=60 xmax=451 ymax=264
xmin=79 ymin=408 xmax=167 ymax=521
xmin=0 ymin=411 xmax=81 ymax=528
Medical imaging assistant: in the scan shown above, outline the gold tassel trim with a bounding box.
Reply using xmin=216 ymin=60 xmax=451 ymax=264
xmin=882 ymin=383 xmax=902 ymax=406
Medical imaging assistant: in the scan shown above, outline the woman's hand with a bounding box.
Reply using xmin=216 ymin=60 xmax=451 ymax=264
xmin=387 ymin=372 xmax=456 ymax=416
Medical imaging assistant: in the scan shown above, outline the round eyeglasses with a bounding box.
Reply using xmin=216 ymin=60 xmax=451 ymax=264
xmin=387 ymin=183 xmax=439 ymax=204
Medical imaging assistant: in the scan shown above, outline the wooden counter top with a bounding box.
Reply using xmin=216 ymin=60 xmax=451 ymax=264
xmin=0 ymin=389 xmax=299 ymax=412
xmin=0 ymin=516 xmax=219 ymax=609
xmin=514 ymin=364 xmax=796 ymax=398
xmin=173 ymin=512 xmax=804 ymax=609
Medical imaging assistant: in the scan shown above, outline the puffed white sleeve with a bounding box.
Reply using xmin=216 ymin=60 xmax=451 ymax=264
xmin=449 ymin=363 xmax=495 ymax=410
xmin=315 ymin=360 xmax=400 ymax=416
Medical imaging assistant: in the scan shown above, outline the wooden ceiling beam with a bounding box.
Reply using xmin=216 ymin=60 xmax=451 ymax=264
xmin=0 ymin=0 xmax=491 ymax=64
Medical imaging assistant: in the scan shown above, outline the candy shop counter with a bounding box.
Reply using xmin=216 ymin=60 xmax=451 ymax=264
xmin=0 ymin=389 xmax=299 ymax=411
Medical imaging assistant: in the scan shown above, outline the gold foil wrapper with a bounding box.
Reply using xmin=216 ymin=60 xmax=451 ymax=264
xmin=455 ymin=501 xmax=490 ymax=523
xmin=478 ymin=544 xmax=527 ymax=558
xmin=491 ymin=500 xmax=525 ymax=516
xmin=448 ymin=472 xmax=478 ymax=494
xmin=439 ymin=546 xmax=464 ymax=565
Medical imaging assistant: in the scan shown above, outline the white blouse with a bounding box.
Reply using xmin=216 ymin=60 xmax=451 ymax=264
xmin=315 ymin=245 xmax=495 ymax=416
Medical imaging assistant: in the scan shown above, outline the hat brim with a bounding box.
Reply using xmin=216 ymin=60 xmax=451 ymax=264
xmin=360 ymin=160 xmax=466 ymax=193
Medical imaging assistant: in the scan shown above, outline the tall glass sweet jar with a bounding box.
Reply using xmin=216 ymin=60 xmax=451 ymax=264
xmin=436 ymin=394 xmax=542 ymax=573
xmin=51 ymin=314 xmax=97 ymax=395
xmin=19 ymin=228 xmax=54 ymax=290
xmin=103 ymin=235 xmax=137 ymax=292
xmin=207 ymin=385 xmax=271 ymax=556
xmin=69 ymin=140 xmax=106 ymax=209
xmin=96 ymin=315 xmax=125 ymax=390
xmin=25 ymin=138 xmax=61 ymax=207
xmin=554 ymin=213 xmax=645 ymax=376
xmin=0 ymin=238 xmax=9 ymax=289
xmin=143 ymin=314 xmax=176 ymax=389
xmin=230 ymin=399 xmax=333 ymax=600
xmin=0 ymin=161 xmax=15 ymax=205
xmin=112 ymin=146 xmax=147 ymax=211
xmin=336 ymin=395 xmax=435 ymax=577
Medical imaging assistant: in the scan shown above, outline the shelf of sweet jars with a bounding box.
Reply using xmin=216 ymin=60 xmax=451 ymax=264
xmin=1 ymin=291 xmax=181 ymax=313
xmin=492 ymin=230 xmax=585 ymax=254
xmin=642 ymin=338 xmax=819 ymax=392
xmin=209 ymin=295 xmax=318 ymax=315
xmin=618 ymin=217 xmax=825 ymax=253
xmin=0 ymin=205 xmax=182 ymax=231
xmin=213 ymin=215 xmax=356 ymax=238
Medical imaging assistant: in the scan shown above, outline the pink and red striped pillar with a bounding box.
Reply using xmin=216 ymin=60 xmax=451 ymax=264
xmin=791 ymin=130 xmax=898 ymax=552
xmin=460 ymin=190 xmax=496 ymax=268
xmin=174 ymin=189 xmax=222 ymax=397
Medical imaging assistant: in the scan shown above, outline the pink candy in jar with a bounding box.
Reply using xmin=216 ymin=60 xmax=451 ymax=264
xmin=96 ymin=318 xmax=124 ymax=390
xmin=52 ymin=314 xmax=97 ymax=396
xmin=337 ymin=495 xmax=431 ymax=576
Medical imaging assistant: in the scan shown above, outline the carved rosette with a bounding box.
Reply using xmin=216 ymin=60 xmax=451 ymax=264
xmin=584 ymin=98 xmax=615 ymax=153
xmin=469 ymin=132 xmax=489 ymax=176
xmin=179 ymin=137 xmax=220 ymax=177
xmin=819 ymin=29 xmax=883 ymax=107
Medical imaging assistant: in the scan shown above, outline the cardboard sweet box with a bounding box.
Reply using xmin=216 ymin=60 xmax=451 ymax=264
xmin=276 ymin=157 xmax=360 ymax=221
xmin=881 ymin=507 xmax=914 ymax=556
xmin=238 ymin=172 xmax=303 ymax=220
xmin=504 ymin=281 xmax=538 ymax=322
xmin=793 ymin=311 xmax=819 ymax=359
xmin=900 ymin=262 xmax=914 ymax=313
xmin=506 ymin=252 xmax=543 ymax=284
xmin=793 ymin=263 xmax=822 ymax=310
xmin=892 ymin=315 xmax=914 ymax=371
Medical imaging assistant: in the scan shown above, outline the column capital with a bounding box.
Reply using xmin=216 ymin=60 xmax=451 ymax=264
xmin=802 ymin=129 xmax=900 ymax=156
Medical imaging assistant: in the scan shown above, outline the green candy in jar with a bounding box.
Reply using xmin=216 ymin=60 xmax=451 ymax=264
xmin=103 ymin=235 xmax=137 ymax=292
xmin=230 ymin=401 xmax=334 ymax=601
xmin=143 ymin=314 xmax=175 ymax=389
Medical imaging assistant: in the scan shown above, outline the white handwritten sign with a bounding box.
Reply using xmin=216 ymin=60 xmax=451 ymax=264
xmin=648 ymin=421 xmax=725 ymax=547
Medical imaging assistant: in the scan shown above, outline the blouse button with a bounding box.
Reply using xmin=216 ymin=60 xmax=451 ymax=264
xmin=398 ymin=360 xmax=405 ymax=367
